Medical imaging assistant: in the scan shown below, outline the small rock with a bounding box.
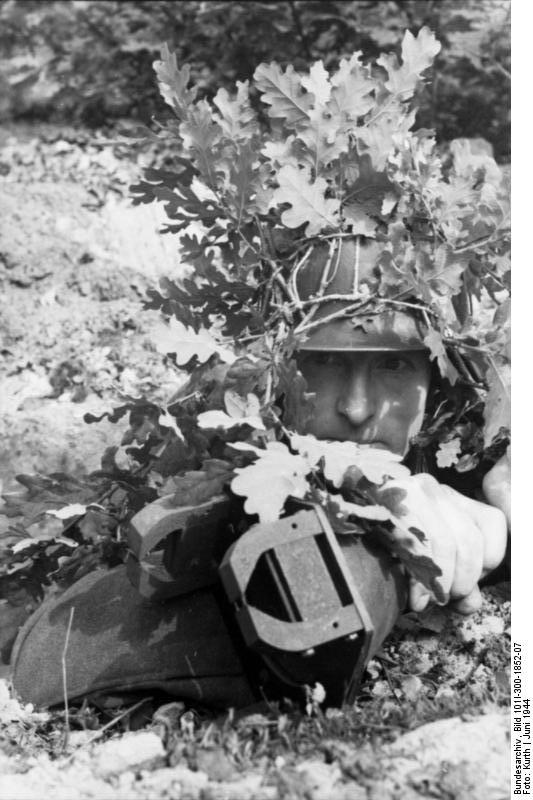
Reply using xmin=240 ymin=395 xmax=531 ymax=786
xmin=296 ymin=759 xmax=343 ymax=800
xmin=400 ymin=675 xmax=423 ymax=701
xmin=166 ymin=765 xmax=209 ymax=799
xmin=66 ymin=730 xmax=95 ymax=749
xmin=0 ymin=750 xmax=19 ymax=775
xmin=93 ymin=730 xmax=166 ymax=778
xmin=370 ymin=679 xmax=390 ymax=698
xmin=434 ymin=684 xmax=455 ymax=702
xmin=130 ymin=766 xmax=180 ymax=795
xmin=195 ymin=747 xmax=238 ymax=782
xmin=458 ymin=614 xmax=505 ymax=644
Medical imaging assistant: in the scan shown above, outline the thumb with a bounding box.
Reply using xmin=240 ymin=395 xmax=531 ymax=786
xmin=409 ymin=578 xmax=432 ymax=613
xmin=451 ymin=584 xmax=483 ymax=616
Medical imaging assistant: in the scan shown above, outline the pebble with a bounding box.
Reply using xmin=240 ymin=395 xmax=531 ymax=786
xmin=93 ymin=731 xmax=166 ymax=778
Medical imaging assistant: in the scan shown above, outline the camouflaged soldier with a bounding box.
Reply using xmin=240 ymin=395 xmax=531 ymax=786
xmin=11 ymin=239 xmax=509 ymax=710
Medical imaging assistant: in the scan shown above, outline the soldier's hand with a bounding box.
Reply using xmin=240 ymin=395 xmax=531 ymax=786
xmin=376 ymin=474 xmax=507 ymax=615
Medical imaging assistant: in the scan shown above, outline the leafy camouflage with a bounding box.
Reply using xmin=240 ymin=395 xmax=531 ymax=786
xmin=1 ymin=28 xmax=510 ymax=597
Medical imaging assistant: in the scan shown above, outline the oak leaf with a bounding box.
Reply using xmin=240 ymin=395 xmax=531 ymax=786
xmin=435 ymin=438 xmax=462 ymax=468
xmin=261 ymin=136 xmax=299 ymax=168
xmin=152 ymin=317 xmax=236 ymax=365
xmin=428 ymin=246 xmax=466 ymax=297
xmin=290 ymin=435 xmax=410 ymax=486
xmin=213 ymin=80 xmax=257 ymax=142
xmin=357 ymin=103 xmax=416 ymax=171
xmin=327 ymin=494 xmax=397 ymax=525
xmin=296 ymin=109 xmax=347 ymax=171
xmin=343 ymin=205 xmax=377 ymax=237
xmin=273 ymin=165 xmax=340 ymax=236
xmin=423 ymin=329 xmax=459 ymax=385
xmin=377 ymin=27 xmax=441 ymax=99
xmin=179 ymin=100 xmax=223 ymax=190
xmin=46 ymin=503 xmax=88 ymax=520
xmin=230 ymin=442 xmax=310 ymax=523
xmin=254 ymin=62 xmax=312 ymax=127
xmin=197 ymin=391 xmax=265 ymax=431
xmin=330 ymin=52 xmax=376 ymax=124
xmin=153 ymin=44 xmax=197 ymax=117
xmin=166 ymin=460 xmax=234 ymax=506
xmin=300 ymin=60 xmax=331 ymax=105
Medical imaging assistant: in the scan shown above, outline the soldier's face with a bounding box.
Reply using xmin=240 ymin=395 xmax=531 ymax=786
xmin=298 ymin=350 xmax=431 ymax=457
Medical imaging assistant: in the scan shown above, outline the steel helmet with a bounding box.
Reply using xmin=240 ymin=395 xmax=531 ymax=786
xmin=295 ymin=237 xmax=428 ymax=352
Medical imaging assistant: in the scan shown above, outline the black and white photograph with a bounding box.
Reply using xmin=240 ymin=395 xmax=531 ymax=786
xmin=0 ymin=2 xmax=513 ymax=797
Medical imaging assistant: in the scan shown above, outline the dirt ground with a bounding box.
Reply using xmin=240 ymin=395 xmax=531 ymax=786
xmin=0 ymin=590 xmax=511 ymax=799
xmin=0 ymin=123 xmax=183 ymax=491
xmin=0 ymin=124 xmax=511 ymax=799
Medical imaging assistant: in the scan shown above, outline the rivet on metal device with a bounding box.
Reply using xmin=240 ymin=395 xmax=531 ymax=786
xmin=347 ymin=632 xmax=359 ymax=641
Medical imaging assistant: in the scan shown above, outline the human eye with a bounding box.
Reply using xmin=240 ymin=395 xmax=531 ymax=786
xmin=306 ymin=352 xmax=345 ymax=368
xmin=374 ymin=355 xmax=415 ymax=373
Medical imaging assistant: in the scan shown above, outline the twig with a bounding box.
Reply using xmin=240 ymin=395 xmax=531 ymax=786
xmin=487 ymin=355 xmax=510 ymax=399
xmin=264 ymin=368 xmax=273 ymax=405
xmin=380 ymin=298 xmax=436 ymax=317
xmin=451 ymin=219 xmax=510 ymax=254
xmin=351 ymin=236 xmax=361 ymax=295
xmin=288 ymin=290 xmax=436 ymax=318
xmin=458 ymin=646 xmax=489 ymax=688
xmin=298 ymin=292 xmax=362 ymax=307
xmin=268 ymin=406 xmax=292 ymax=440
xmin=62 ymin=607 xmax=75 ymax=751
xmin=420 ymin=308 xmax=432 ymax=331
xmin=63 ymin=698 xmax=152 ymax=762
xmin=273 ymin=271 xmax=298 ymax=307
xmin=380 ymin=661 xmax=402 ymax=705
xmin=317 ymin=239 xmax=339 ymax=296
xmin=289 ymin=245 xmax=314 ymax=312
xmin=294 ymin=300 xmax=371 ymax=334
xmin=295 ymin=240 xmax=339 ymax=329
xmin=317 ymin=232 xmax=363 ymax=240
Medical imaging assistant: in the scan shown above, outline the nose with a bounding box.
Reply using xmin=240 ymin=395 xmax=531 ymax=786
xmin=336 ymin=365 xmax=375 ymax=428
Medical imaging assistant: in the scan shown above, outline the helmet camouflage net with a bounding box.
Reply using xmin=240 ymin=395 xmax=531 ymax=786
xmin=127 ymin=28 xmax=510 ymax=592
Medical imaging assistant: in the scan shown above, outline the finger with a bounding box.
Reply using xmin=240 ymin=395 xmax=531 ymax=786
xmin=409 ymin=578 xmax=431 ymax=613
xmin=482 ymin=452 xmax=511 ymax=527
xmin=442 ymin=489 xmax=507 ymax=573
xmin=449 ymin=522 xmax=483 ymax=600
xmin=396 ymin=476 xmax=457 ymax=602
xmin=479 ymin=505 xmax=507 ymax=573
xmin=423 ymin=515 xmax=456 ymax=604
xmin=450 ymin=585 xmax=483 ymax=616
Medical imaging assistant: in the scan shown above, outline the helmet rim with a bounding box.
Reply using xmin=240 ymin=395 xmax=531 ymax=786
xmin=297 ymin=309 xmax=429 ymax=352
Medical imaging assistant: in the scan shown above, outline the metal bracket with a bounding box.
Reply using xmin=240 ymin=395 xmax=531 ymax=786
xmin=219 ymin=503 xmax=375 ymax=705
xmin=126 ymin=494 xmax=232 ymax=600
